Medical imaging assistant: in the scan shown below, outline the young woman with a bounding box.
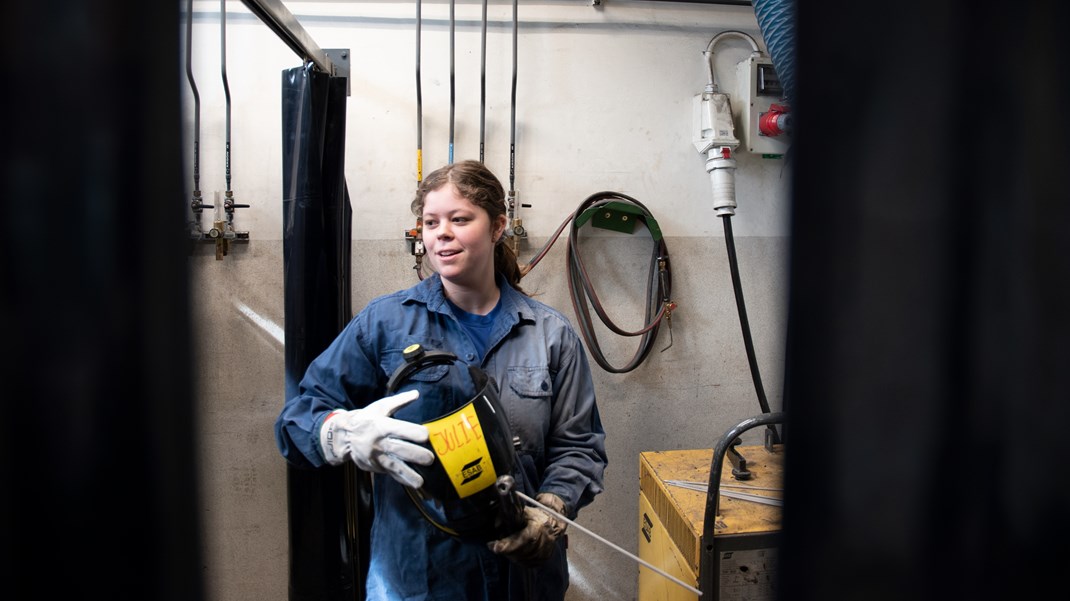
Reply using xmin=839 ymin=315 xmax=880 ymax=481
xmin=275 ymin=159 xmax=607 ymax=600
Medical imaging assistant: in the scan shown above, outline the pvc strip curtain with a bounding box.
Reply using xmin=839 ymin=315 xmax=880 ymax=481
xmin=281 ymin=64 xmax=361 ymax=601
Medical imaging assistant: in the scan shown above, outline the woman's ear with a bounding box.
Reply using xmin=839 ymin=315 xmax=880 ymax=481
xmin=493 ymin=214 xmax=508 ymax=242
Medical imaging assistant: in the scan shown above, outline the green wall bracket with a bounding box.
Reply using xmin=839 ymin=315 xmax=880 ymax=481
xmin=575 ymin=201 xmax=664 ymax=240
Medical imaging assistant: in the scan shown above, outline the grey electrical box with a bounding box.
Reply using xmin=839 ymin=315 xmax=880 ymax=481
xmin=735 ymin=56 xmax=790 ymax=157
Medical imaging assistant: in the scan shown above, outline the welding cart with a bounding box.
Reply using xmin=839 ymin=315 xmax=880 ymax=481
xmin=637 ymin=412 xmax=786 ymax=600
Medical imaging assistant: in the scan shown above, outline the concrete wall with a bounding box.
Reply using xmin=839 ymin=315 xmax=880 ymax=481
xmin=185 ymin=2 xmax=791 ymax=599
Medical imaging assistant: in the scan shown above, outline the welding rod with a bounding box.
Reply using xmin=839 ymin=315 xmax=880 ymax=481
xmin=515 ymin=490 xmax=703 ymax=597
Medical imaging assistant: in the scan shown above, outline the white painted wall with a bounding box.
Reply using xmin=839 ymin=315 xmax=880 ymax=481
xmin=183 ymin=1 xmax=790 ymax=244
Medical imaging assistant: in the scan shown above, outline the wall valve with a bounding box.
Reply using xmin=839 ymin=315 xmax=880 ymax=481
xmin=201 ymin=190 xmax=249 ymax=259
xmin=209 ymin=220 xmax=228 ymax=260
xmin=505 ymin=190 xmax=530 ymax=256
xmin=189 ymin=190 xmax=214 ymax=240
xmin=505 ymin=190 xmax=530 ymax=237
xmin=405 ymin=218 xmax=425 ymax=274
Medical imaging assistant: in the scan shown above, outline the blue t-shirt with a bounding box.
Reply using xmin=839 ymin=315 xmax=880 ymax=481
xmin=446 ymin=296 xmax=502 ymax=362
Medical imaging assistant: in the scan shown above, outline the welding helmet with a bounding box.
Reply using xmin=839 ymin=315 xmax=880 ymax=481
xmin=385 ymin=343 xmax=522 ymax=542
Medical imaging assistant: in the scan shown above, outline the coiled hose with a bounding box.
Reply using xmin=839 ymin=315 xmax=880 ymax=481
xmin=565 ymin=192 xmax=672 ymax=374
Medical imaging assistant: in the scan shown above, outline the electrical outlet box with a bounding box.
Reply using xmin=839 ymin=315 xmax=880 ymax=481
xmin=735 ymin=56 xmax=790 ymax=157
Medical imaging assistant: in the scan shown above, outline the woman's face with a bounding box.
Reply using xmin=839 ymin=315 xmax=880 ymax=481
xmin=421 ymin=183 xmax=506 ymax=290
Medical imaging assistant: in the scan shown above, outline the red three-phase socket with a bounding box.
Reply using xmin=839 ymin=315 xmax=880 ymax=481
xmin=759 ymin=103 xmax=792 ymax=137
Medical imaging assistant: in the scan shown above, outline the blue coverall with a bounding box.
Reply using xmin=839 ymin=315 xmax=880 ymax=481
xmin=276 ymin=273 xmax=608 ymax=600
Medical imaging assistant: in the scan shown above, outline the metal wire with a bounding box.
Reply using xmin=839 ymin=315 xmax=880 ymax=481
xmin=516 ymin=491 xmax=703 ymax=597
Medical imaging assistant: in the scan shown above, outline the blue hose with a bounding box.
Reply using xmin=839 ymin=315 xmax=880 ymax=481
xmin=752 ymin=0 xmax=796 ymax=106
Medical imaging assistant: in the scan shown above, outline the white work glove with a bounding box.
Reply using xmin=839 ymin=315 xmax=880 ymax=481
xmin=319 ymin=390 xmax=435 ymax=488
xmin=488 ymin=493 xmax=568 ymax=567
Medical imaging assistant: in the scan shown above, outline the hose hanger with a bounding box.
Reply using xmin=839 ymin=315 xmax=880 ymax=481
xmin=567 ymin=192 xmax=675 ymax=374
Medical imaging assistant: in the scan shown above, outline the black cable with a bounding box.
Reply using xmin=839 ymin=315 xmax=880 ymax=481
xmin=722 ymin=215 xmax=781 ymax=444
xmin=566 ymin=192 xmax=671 ymax=374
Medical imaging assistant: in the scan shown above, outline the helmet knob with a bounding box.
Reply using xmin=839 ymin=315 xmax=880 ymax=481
xmin=403 ymin=343 xmax=426 ymax=362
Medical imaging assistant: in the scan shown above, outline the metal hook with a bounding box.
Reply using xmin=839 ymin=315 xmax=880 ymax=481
xmin=660 ymin=301 xmax=677 ymax=353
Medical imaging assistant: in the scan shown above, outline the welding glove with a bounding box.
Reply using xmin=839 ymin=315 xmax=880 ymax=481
xmin=488 ymin=492 xmax=568 ymax=567
xmin=319 ymin=390 xmax=435 ymax=489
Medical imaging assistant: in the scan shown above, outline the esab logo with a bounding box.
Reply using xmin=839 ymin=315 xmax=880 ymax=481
xmin=460 ymin=457 xmax=484 ymax=485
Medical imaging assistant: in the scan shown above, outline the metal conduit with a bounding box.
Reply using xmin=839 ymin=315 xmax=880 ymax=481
xmin=185 ymin=0 xmax=210 ymax=238
xmin=449 ymin=0 xmax=455 ymax=164
xmin=416 ymin=0 xmax=423 ymax=183
xmin=220 ymin=0 xmax=232 ymax=198
xmin=186 ymin=0 xmax=200 ymax=201
xmin=479 ymin=0 xmax=488 ymax=163
xmin=509 ymin=0 xmax=518 ymax=192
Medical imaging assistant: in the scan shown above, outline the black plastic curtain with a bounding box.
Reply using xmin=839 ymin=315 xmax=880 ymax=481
xmin=3 ymin=2 xmax=203 ymax=599
xmin=780 ymin=3 xmax=1070 ymax=600
xmin=281 ymin=64 xmax=366 ymax=601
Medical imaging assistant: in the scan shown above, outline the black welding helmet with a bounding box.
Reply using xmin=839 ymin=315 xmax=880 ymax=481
xmin=385 ymin=343 xmax=521 ymax=542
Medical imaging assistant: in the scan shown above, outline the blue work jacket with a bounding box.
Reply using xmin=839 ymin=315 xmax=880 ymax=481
xmin=275 ymin=274 xmax=608 ymax=601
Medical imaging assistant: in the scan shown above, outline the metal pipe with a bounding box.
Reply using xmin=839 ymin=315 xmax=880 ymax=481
xmin=509 ymin=0 xmax=518 ymax=192
xmin=239 ymin=0 xmax=336 ymax=74
xmin=703 ymin=29 xmax=761 ymax=92
xmin=416 ymin=0 xmax=423 ymax=183
xmin=221 ymin=0 xmax=232 ymax=196
xmin=640 ymin=0 xmax=751 ymax=4
xmin=449 ymin=0 xmax=455 ymax=164
xmin=185 ymin=0 xmax=201 ymax=202
xmin=479 ymin=0 xmax=488 ymax=163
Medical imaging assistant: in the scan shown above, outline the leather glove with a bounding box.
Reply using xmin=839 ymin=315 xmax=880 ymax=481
xmin=488 ymin=492 xmax=568 ymax=567
xmin=319 ymin=390 xmax=435 ymax=488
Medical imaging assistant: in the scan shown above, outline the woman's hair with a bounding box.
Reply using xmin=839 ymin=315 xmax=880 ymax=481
xmin=411 ymin=160 xmax=526 ymax=294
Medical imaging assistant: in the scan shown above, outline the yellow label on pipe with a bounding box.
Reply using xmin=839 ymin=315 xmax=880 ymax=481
xmin=417 ymin=149 xmax=423 ymax=183
xmin=424 ymin=399 xmax=496 ymax=499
